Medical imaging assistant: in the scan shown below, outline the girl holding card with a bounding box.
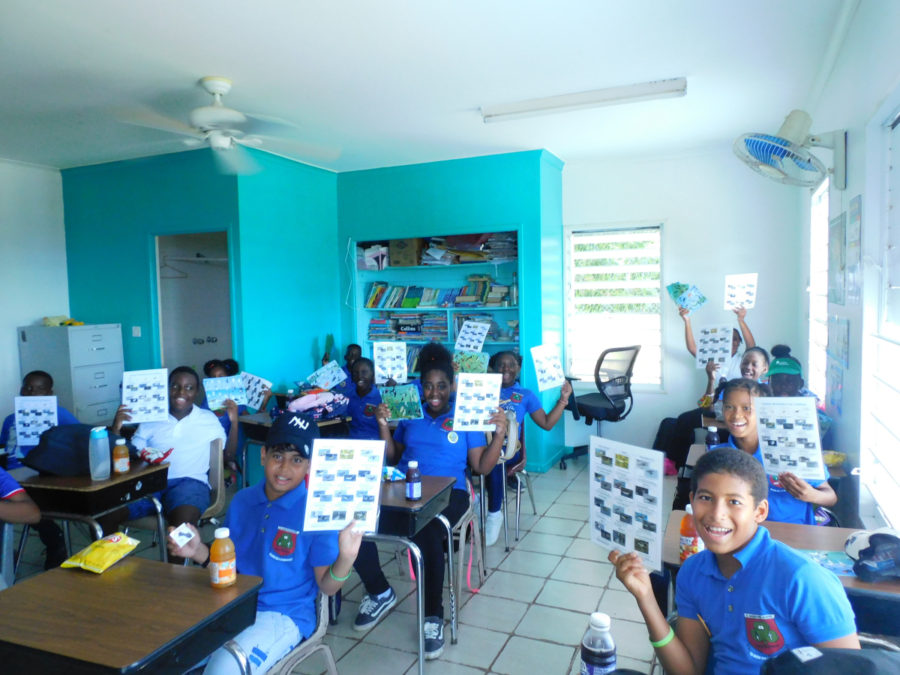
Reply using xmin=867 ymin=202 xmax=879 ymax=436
xmin=484 ymin=351 xmax=572 ymax=546
xmin=715 ymin=378 xmax=836 ymax=524
xmin=351 ymin=344 xmax=507 ymax=659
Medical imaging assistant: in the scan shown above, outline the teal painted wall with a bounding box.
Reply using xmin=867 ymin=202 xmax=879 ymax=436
xmin=62 ymin=149 xmax=341 ymax=390
xmin=235 ymin=151 xmax=339 ymax=388
xmin=337 ymin=150 xmax=565 ymax=470
xmin=63 ymin=151 xmax=239 ymax=370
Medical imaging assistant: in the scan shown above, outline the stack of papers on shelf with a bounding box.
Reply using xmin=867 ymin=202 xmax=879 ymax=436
xmin=422 ymin=247 xmax=455 ymax=265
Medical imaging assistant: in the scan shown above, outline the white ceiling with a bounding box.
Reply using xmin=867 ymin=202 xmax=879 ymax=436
xmin=0 ymin=0 xmax=848 ymax=173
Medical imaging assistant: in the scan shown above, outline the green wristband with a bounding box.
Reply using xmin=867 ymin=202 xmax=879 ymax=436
xmin=328 ymin=564 xmax=352 ymax=582
xmin=650 ymin=627 xmax=675 ymax=649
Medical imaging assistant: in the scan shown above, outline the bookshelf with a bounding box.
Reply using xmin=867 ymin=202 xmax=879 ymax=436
xmin=354 ymin=233 xmax=521 ymax=373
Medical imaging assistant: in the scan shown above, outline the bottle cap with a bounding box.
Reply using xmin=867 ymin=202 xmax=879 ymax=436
xmin=589 ymin=612 xmax=611 ymax=630
xmin=90 ymin=426 xmax=108 ymax=438
xmin=115 ymin=438 xmax=126 ymax=445
xmin=287 ymin=388 xmax=295 ymax=395
xmin=707 ymin=426 xmax=717 ymax=433
xmin=685 ymin=504 xmax=694 ymax=514
xmin=214 ymin=527 xmax=230 ymax=539
xmin=408 ymin=460 xmax=419 ymax=469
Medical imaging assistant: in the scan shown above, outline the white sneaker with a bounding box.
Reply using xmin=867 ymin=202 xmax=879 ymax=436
xmin=485 ymin=510 xmax=504 ymax=546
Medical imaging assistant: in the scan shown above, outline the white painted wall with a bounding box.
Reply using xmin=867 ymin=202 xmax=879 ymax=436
xmin=563 ymin=147 xmax=803 ymax=448
xmin=0 ymin=160 xmax=68 ymax=416
xmin=157 ymin=232 xmax=232 ymax=373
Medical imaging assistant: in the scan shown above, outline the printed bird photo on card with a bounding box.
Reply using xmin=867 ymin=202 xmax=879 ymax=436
xmin=203 ymin=375 xmax=248 ymax=410
xmin=666 ymin=282 xmax=707 ymax=312
xmin=453 ymin=373 xmax=502 ymax=432
xmin=306 ymin=360 xmax=348 ymax=390
xmin=373 ymin=341 xmax=408 ymax=384
xmin=122 ymin=368 xmax=169 ymax=423
xmin=529 ymin=344 xmax=566 ymax=391
xmin=381 ymin=384 xmax=424 ymax=421
xmin=241 ymin=371 xmax=272 ymax=411
xmin=723 ymin=273 xmax=758 ymax=310
xmin=695 ymin=324 xmax=733 ymax=370
xmin=452 ymin=351 xmax=489 ymax=374
xmin=454 ymin=320 xmax=491 ymax=353
xmin=14 ymin=396 xmax=58 ymax=444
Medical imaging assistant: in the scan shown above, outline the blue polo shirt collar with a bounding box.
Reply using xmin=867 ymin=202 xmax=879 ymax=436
xmin=699 ymin=525 xmax=768 ymax=580
xmin=248 ymin=478 xmax=308 ymax=511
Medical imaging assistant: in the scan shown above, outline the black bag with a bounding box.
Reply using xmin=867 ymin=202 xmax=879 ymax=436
xmin=652 ymin=417 xmax=678 ymax=454
xmin=22 ymin=424 xmax=135 ymax=477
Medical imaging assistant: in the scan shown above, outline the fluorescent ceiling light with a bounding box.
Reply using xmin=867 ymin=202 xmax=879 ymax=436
xmin=481 ymin=77 xmax=687 ymax=123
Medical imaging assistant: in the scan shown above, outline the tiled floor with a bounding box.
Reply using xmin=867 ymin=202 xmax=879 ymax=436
xmin=12 ymin=460 xmax=675 ymax=674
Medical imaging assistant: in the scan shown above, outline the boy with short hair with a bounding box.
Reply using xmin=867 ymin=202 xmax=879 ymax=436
xmin=169 ymin=411 xmax=361 ymax=675
xmin=610 ymin=447 xmax=859 ymax=674
xmin=0 ymin=370 xmax=78 ymax=568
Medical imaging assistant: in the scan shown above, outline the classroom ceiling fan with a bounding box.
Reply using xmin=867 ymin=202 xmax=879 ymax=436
xmin=118 ymin=76 xmax=339 ymax=174
xmin=733 ymin=110 xmax=846 ymax=189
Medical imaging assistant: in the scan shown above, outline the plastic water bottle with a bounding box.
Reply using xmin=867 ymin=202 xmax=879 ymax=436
xmin=705 ymin=425 xmax=720 ymax=450
xmin=580 ymin=612 xmax=616 ymax=674
xmin=89 ymin=426 xmax=111 ymax=481
xmin=405 ymin=460 xmax=422 ymax=501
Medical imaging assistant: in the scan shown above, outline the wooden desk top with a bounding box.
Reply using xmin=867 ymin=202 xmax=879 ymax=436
xmin=15 ymin=462 xmax=168 ymax=493
xmin=663 ymin=510 xmax=900 ymax=596
xmin=0 ymin=557 xmax=261 ymax=670
xmin=380 ymin=475 xmax=455 ymax=513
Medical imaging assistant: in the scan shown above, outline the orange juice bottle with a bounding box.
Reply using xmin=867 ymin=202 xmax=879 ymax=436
xmin=112 ymin=438 xmax=130 ymax=475
xmin=679 ymin=504 xmax=705 ymax=562
xmin=209 ymin=527 xmax=237 ymax=588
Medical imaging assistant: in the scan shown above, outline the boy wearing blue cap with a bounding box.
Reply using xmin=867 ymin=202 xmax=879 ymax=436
xmin=169 ymin=411 xmax=362 ymax=675
xmin=610 ymin=447 xmax=858 ymax=675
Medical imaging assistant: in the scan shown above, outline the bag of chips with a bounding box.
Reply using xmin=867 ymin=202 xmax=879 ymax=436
xmin=61 ymin=532 xmax=139 ymax=573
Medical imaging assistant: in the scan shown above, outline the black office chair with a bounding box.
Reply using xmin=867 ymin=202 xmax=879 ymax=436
xmin=559 ymin=345 xmax=641 ymax=469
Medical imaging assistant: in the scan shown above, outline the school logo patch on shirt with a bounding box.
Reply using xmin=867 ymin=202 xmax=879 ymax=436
xmin=745 ymin=613 xmax=785 ymax=655
xmin=363 ymin=403 xmax=377 ymax=417
xmin=272 ymin=526 xmax=299 ymax=559
xmin=510 ymin=392 xmax=523 ymax=403
xmin=441 ymin=417 xmax=454 ymax=432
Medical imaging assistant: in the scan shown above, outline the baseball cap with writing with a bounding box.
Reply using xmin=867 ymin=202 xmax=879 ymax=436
xmin=266 ymin=411 xmax=319 ymax=457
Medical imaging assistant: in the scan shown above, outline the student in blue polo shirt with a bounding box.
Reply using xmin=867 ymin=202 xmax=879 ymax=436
xmin=346 ymin=357 xmax=382 ymax=440
xmin=718 ymin=378 xmax=836 ymax=524
xmin=169 ymin=411 xmax=362 ymax=675
xmin=610 ymin=447 xmax=858 ymax=674
xmin=484 ymin=350 xmax=572 ymax=545
xmin=351 ymin=344 xmax=507 ymax=659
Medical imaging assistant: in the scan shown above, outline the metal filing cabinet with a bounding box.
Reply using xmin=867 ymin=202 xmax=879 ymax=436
xmin=17 ymin=324 xmax=124 ymax=426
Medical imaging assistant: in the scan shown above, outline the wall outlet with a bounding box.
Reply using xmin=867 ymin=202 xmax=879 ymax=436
xmin=132 ymin=326 xmax=141 ymax=338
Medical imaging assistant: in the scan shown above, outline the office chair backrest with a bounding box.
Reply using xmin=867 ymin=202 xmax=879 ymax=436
xmin=593 ymin=345 xmax=640 ymax=421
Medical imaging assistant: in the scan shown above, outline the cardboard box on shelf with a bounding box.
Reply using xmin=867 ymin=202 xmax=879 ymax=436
xmin=389 ymin=238 xmax=424 ymax=267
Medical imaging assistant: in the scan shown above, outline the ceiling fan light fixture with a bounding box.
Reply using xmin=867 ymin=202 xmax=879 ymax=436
xmin=206 ymin=130 xmax=233 ymax=151
xmin=481 ymin=77 xmax=687 ymax=123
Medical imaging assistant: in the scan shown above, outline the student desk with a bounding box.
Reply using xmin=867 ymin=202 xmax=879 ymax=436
xmin=13 ymin=463 xmax=169 ymax=564
xmin=0 ymin=556 xmax=261 ymax=673
xmin=237 ymin=412 xmax=351 ymax=488
xmin=366 ymin=475 xmax=456 ymax=675
xmin=663 ymin=510 xmax=900 ymax=636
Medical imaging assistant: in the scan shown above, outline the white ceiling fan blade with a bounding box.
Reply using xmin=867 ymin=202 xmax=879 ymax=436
xmin=115 ymin=105 xmax=204 ymax=139
xmin=242 ymin=112 xmax=302 ymax=137
xmin=249 ymin=134 xmax=341 ymax=163
xmin=212 ymin=141 xmax=261 ymax=175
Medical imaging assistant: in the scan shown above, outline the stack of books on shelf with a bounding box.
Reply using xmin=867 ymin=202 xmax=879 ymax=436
xmin=454 ymin=275 xmax=493 ymax=306
xmin=367 ymin=317 xmax=393 ymax=340
xmin=407 ymin=344 xmax=423 ymax=372
xmin=394 ymin=313 xmax=424 ymax=340
xmin=366 ymin=313 xmax=449 ymax=342
xmin=421 ymin=314 xmax=448 ymax=341
xmin=482 ymin=231 xmax=518 ymax=263
xmin=367 ymin=282 xmax=473 ymax=309
xmin=484 ymin=282 xmax=511 ymax=307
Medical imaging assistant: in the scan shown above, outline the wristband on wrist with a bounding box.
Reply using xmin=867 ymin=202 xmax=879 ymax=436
xmin=200 ymin=550 xmax=211 ymax=569
xmin=650 ymin=626 xmax=675 ymax=649
xmin=328 ymin=564 xmax=352 ymax=582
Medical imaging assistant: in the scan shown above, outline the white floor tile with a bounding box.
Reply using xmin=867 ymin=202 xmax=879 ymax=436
xmin=516 ymin=531 xmax=574 ymax=555
xmin=552 ymin=557 xmax=614 ymax=587
xmin=536 ymin=579 xmax=605 ymax=614
xmin=515 ymin=604 xmax=591 ymax=646
xmin=492 ymin=636 xmax=575 ymax=674
xmin=564 ymin=537 xmax=606 ymax=562
xmin=497 ymin=549 xmax=561 ymax=577
xmin=441 ymin=623 xmax=508 ymax=668
xmin=531 ymin=516 xmax=583 ymax=537
xmin=479 ymin=570 xmax=546 ymax=603
xmin=545 ymin=503 xmax=589 ymax=521
xmin=460 ymin=593 xmax=529 ymax=631
xmin=598 ymin=588 xmax=645 ymax=623
xmin=336 ymin=642 xmax=417 ymax=675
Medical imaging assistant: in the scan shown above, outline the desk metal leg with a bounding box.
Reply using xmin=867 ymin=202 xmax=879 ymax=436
xmin=478 ymin=477 xmax=487 ymax=560
xmin=436 ymin=514 xmax=457 ymax=645
xmin=148 ymin=496 xmax=168 ymax=563
xmin=223 ymin=639 xmax=252 ymax=675
xmin=41 ymin=512 xmax=103 ymax=540
xmin=14 ymin=524 xmax=30 ymax=576
xmin=365 ymin=534 xmax=425 ymax=675
xmin=500 ymin=459 xmax=510 ymax=552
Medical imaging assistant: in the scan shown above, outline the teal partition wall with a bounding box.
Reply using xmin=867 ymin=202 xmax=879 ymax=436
xmin=235 ymin=152 xmax=339 ymax=388
xmin=62 ymin=151 xmax=239 ymax=370
xmin=337 ymin=150 xmax=566 ymax=471
xmin=62 ymin=148 xmax=341 ymax=388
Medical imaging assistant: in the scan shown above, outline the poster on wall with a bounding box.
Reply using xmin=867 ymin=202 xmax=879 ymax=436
xmin=826 ymin=360 xmax=844 ymax=416
xmin=589 ymin=436 xmax=664 ymax=573
xmin=846 ymin=195 xmax=862 ymax=304
xmin=827 ymin=317 xmax=850 ymax=369
xmin=828 ymin=212 xmax=847 ymax=305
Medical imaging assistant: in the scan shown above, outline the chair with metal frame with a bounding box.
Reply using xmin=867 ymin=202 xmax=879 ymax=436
xmin=559 ymin=345 xmax=640 ymax=469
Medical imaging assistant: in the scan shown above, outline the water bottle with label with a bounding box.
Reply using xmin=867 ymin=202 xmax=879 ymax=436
xmin=705 ymin=425 xmax=720 ymax=450
xmin=580 ymin=612 xmax=616 ymax=674
xmin=89 ymin=426 xmax=111 ymax=481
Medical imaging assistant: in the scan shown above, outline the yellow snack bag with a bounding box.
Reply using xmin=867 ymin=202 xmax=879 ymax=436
xmin=61 ymin=532 xmax=139 ymax=573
